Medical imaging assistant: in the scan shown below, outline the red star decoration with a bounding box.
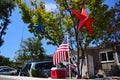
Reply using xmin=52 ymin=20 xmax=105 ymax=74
xmin=70 ymin=6 xmax=94 ymax=35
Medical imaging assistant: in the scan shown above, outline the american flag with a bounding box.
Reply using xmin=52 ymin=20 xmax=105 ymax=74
xmin=53 ymin=37 xmax=69 ymax=65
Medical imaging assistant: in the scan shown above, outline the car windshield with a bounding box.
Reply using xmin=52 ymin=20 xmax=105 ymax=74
xmin=35 ymin=62 xmax=53 ymax=69
xmin=21 ymin=63 xmax=31 ymax=72
xmin=0 ymin=69 xmax=4 ymax=72
xmin=0 ymin=67 xmax=15 ymax=72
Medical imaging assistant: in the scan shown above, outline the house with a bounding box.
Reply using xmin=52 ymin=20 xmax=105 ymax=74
xmin=70 ymin=42 xmax=120 ymax=77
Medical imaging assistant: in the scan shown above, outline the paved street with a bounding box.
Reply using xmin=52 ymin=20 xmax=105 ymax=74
xmin=0 ymin=75 xmax=120 ymax=80
xmin=0 ymin=75 xmax=71 ymax=80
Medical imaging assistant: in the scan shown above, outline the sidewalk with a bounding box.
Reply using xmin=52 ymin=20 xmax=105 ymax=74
xmin=0 ymin=75 xmax=120 ymax=80
xmin=0 ymin=75 xmax=74 ymax=80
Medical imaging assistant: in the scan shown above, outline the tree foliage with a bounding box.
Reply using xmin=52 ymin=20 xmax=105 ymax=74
xmin=103 ymin=2 xmax=120 ymax=43
xmin=15 ymin=0 xmax=119 ymax=78
xmin=0 ymin=0 xmax=15 ymax=46
xmin=15 ymin=37 xmax=46 ymax=63
xmin=0 ymin=55 xmax=13 ymax=67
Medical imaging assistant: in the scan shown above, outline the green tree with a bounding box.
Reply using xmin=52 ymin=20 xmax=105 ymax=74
xmin=15 ymin=0 xmax=119 ymax=78
xmin=15 ymin=37 xmax=46 ymax=63
xmin=0 ymin=0 xmax=15 ymax=46
xmin=102 ymin=2 xmax=120 ymax=44
xmin=0 ymin=55 xmax=13 ymax=67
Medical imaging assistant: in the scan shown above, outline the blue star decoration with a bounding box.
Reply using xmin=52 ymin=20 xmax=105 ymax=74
xmin=34 ymin=22 xmax=43 ymax=33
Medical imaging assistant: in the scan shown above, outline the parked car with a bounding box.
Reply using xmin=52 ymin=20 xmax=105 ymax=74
xmin=0 ymin=66 xmax=17 ymax=75
xmin=19 ymin=61 xmax=54 ymax=77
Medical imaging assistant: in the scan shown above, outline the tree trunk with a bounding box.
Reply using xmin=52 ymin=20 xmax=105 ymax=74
xmin=76 ymin=32 xmax=81 ymax=78
xmin=77 ymin=49 xmax=81 ymax=78
xmin=80 ymin=52 xmax=85 ymax=78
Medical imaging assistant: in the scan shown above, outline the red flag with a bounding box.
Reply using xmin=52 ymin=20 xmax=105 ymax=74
xmin=53 ymin=38 xmax=69 ymax=65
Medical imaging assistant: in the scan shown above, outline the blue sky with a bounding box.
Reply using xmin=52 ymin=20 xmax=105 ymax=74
xmin=0 ymin=0 xmax=119 ymax=60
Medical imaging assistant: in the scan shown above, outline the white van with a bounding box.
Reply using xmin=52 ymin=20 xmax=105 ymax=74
xmin=19 ymin=61 xmax=54 ymax=77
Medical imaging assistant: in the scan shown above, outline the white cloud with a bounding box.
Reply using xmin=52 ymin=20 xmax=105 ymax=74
xmin=45 ymin=3 xmax=57 ymax=12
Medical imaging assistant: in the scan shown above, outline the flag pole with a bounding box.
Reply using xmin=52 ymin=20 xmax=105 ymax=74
xmin=67 ymin=33 xmax=71 ymax=80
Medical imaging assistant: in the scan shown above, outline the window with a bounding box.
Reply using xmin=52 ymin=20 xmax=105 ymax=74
xmin=100 ymin=51 xmax=114 ymax=62
xmin=22 ymin=63 xmax=31 ymax=72
xmin=116 ymin=46 xmax=120 ymax=63
xmin=117 ymin=52 xmax=120 ymax=63
xmin=100 ymin=53 xmax=107 ymax=61
xmin=35 ymin=62 xmax=53 ymax=69
xmin=107 ymin=51 xmax=114 ymax=60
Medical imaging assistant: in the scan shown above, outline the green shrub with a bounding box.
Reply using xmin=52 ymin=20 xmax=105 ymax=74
xmin=31 ymin=68 xmax=44 ymax=77
xmin=59 ymin=63 xmax=66 ymax=68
